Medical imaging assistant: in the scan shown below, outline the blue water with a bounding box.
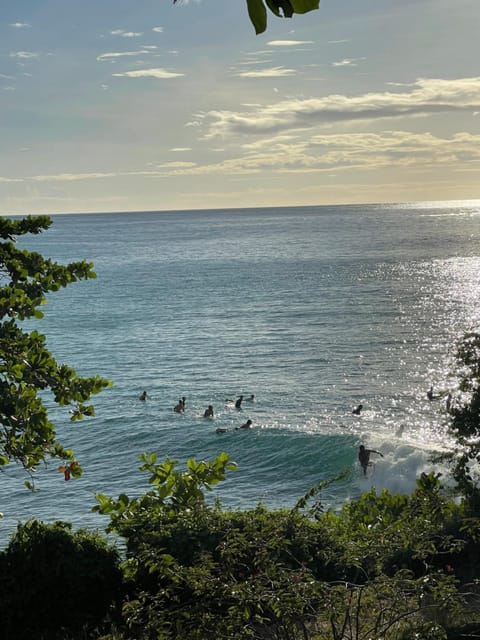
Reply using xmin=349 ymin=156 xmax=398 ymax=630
xmin=1 ymin=202 xmax=479 ymax=544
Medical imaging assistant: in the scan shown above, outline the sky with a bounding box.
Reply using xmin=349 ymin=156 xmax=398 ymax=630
xmin=1 ymin=0 xmax=480 ymax=214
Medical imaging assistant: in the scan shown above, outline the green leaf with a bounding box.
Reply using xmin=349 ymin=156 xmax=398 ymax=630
xmin=265 ymin=0 xmax=282 ymax=16
xmin=290 ymin=0 xmax=320 ymax=13
xmin=247 ymin=0 xmax=268 ymax=34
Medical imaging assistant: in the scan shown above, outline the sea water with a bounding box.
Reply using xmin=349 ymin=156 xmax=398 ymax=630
xmin=1 ymin=202 xmax=479 ymax=544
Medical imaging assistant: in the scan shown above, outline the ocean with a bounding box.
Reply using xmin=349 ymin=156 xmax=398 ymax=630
xmin=1 ymin=201 xmax=479 ymax=544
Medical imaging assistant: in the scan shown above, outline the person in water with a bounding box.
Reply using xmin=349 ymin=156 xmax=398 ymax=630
xmin=139 ymin=390 xmax=147 ymax=401
xmin=352 ymin=403 xmax=363 ymax=415
xmin=204 ymin=405 xmax=214 ymax=418
xmin=235 ymin=395 xmax=244 ymax=409
xmin=237 ymin=419 xmax=252 ymax=429
xmin=427 ymin=386 xmax=434 ymax=401
xmin=446 ymin=392 xmax=452 ymax=412
xmin=358 ymin=445 xmax=383 ymax=475
xmin=174 ymin=399 xmax=184 ymax=413
xmin=245 ymin=394 xmax=255 ymax=402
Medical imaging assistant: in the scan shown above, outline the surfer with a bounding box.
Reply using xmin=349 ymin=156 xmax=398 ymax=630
xmin=204 ymin=405 xmax=214 ymax=418
xmin=445 ymin=392 xmax=452 ymax=411
xmin=174 ymin=399 xmax=184 ymax=413
xmin=358 ymin=444 xmax=383 ymax=476
xmin=235 ymin=395 xmax=244 ymax=409
xmin=245 ymin=394 xmax=255 ymax=402
xmin=139 ymin=390 xmax=147 ymax=401
xmin=352 ymin=403 xmax=363 ymax=415
xmin=427 ymin=386 xmax=434 ymax=401
xmin=237 ymin=419 xmax=252 ymax=429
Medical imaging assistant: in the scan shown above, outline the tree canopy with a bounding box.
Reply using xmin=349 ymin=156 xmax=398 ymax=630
xmin=0 ymin=215 xmax=110 ymax=487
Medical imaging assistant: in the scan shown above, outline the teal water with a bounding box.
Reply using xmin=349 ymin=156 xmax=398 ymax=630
xmin=1 ymin=202 xmax=479 ymax=543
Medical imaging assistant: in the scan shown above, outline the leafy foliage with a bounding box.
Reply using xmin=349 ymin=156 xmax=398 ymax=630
xmin=173 ymin=0 xmax=320 ymax=35
xmin=92 ymin=455 xmax=480 ymax=639
xmin=0 ymin=455 xmax=479 ymax=639
xmin=94 ymin=451 xmax=238 ymax=537
xmin=0 ymin=520 xmax=122 ymax=640
xmin=0 ymin=215 xmax=110 ymax=485
xmin=95 ymin=453 xmax=342 ymax=639
xmin=441 ymin=332 xmax=480 ymax=512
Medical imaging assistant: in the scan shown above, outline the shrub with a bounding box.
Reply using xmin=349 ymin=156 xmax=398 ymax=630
xmin=0 ymin=520 xmax=122 ymax=640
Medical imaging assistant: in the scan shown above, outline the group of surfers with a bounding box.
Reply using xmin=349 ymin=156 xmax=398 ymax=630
xmin=139 ymin=390 xmax=255 ymax=432
xmin=138 ymin=389 xmax=388 ymax=475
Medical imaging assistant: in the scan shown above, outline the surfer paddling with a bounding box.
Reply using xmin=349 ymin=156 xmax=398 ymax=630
xmin=204 ymin=405 xmax=214 ymax=418
xmin=358 ymin=445 xmax=383 ymax=476
xmin=236 ymin=419 xmax=252 ymax=430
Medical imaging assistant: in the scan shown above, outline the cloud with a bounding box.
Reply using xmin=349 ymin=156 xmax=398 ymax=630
xmin=332 ymin=58 xmax=365 ymax=67
xmin=9 ymin=51 xmax=39 ymax=59
xmin=267 ymin=40 xmax=313 ymax=46
xmin=9 ymin=22 xmax=30 ymax=28
xmin=237 ymin=66 xmax=296 ymax=78
xmin=136 ymin=130 xmax=480 ymax=179
xmin=112 ymin=68 xmax=184 ymax=78
xmin=21 ymin=130 xmax=480 ymax=189
xmin=152 ymin=26 xmax=164 ymax=33
xmin=201 ymin=77 xmax=480 ymax=137
xmin=171 ymin=147 xmax=193 ymax=151
xmin=32 ymin=172 xmax=118 ymax=182
xmin=156 ymin=161 xmax=197 ymax=169
xmin=110 ymin=29 xmax=143 ymax=37
xmin=97 ymin=50 xmax=150 ymax=61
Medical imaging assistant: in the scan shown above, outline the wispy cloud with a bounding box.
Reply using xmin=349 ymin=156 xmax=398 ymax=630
xmin=32 ymin=172 xmax=118 ymax=182
xmin=20 ymin=131 xmax=480 ymax=188
xmin=237 ymin=66 xmax=296 ymax=78
xmin=155 ymin=161 xmax=197 ymax=169
xmin=201 ymin=77 xmax=480 ymax=137
xmin=267 ymin=40 xmax=313 ymax=46
xmin=97 ymin=50 xmax=150 ymax=61
xmin=110 ymin=29 xmax=143 ymax=37
xmin=136 ymin=131 xmax=480 ymax=178
xmin=152 ymin=27 xmax=164 ymax=33
xmin=112 ymin=68 xmax=184 ymax=79
xmin=9 ymin=51 xmax=39 ymax=59
xmin=9 ymin=22 xmax=31 ymax=28
xmin=332 ymin=57 xmax=365 ymax=67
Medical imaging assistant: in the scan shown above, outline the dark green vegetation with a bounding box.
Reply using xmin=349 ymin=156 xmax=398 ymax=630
xmin=173 ymin=0 xmax=320 ymax=35
xmin=0 ymin=521 xmax=122 ymax=640
xmin=1 ymin=214 xmax=479 ymax=638
xmin=1 ymin=455 xmax=480 ymax=639
xmin=0 ymin=216 xmax=110 ymax=487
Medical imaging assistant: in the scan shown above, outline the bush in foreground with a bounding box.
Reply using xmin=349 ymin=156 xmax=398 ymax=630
xmin=0 ymin=520 xmax=122 ymax=640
